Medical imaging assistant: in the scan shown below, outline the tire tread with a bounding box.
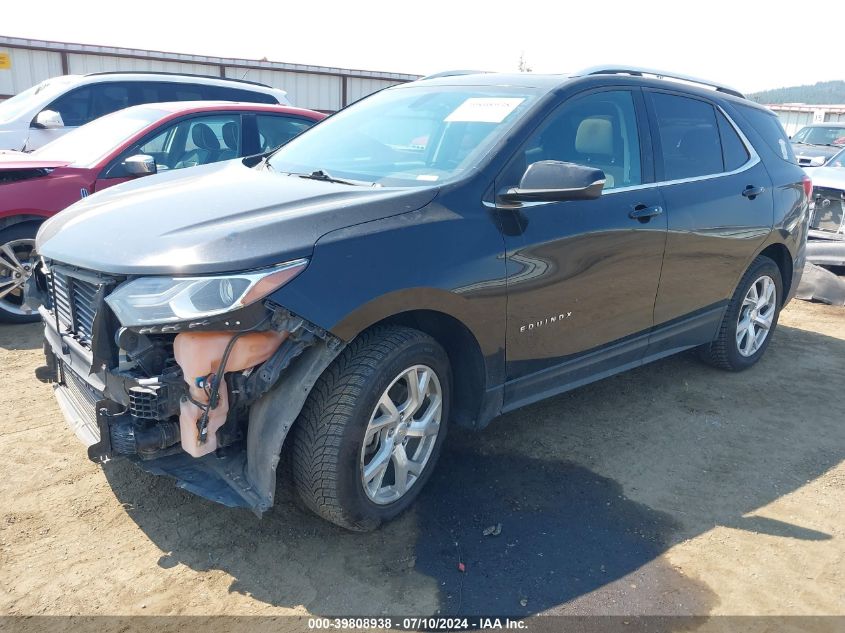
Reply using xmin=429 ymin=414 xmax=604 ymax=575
xmin=291 ymin=326 xmax=438 ymax=531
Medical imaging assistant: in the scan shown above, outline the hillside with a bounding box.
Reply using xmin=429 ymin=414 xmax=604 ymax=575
xmin=749 ymin=80 xmax=845 ymax=105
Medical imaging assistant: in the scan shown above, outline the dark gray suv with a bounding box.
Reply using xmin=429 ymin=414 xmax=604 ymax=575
xmin=32 ymin=66 xmax=810 ymax=531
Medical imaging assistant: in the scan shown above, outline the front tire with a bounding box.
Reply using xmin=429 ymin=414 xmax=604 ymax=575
xmin=291 ymin=326 xmax=451 ymax=531
xmin=699 ymin=255 xmax=783 ymax=371
xmin=0 ymin=222 xmax=41 ymax=324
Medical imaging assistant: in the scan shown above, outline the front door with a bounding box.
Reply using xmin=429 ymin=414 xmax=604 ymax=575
xmin=498 ymin=88 xmax=667 ymax=407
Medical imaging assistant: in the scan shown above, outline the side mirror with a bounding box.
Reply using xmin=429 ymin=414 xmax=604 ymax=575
xmin=123 ymin=154 xmax=157 ymax=176
xmin=499 ymin=161 xmax=606 ymax=204
xmin=32 ymin=110 xmax=64 ymax=129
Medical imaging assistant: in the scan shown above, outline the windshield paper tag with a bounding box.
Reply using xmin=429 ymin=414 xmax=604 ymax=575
xmin=445 ymin=98 xmax=525 ymax=123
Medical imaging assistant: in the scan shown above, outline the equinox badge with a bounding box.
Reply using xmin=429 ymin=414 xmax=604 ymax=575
xmin=520 ymin=312 xmax=573 ymax=333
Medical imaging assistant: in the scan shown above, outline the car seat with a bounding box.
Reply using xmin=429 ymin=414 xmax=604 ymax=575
xmin=574 ymin=116 xmax=621 ymax=188
xmin=218 ymin=122 xmax=240 ymax=161
xmin=175 ymin=123 xmax=221 ymax=168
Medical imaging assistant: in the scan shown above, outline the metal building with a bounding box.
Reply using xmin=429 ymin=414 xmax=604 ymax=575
xmin=766 ymin=103 xmax=845 ymax=136
xmin=0 ymin=35 xmax=419 ymax=112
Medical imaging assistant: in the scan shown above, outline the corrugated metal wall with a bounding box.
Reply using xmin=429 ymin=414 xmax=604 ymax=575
xmin=0 ymin=46 xmax=63 ymax=96
xmin=773 ymin=110 xmax=814 ymax=136
xmin=347 ymin=77 xmax=402 ymax=105
xmin=769 ymin=105 xmax=845 ymax=136
xmin=67 ymin=53 xmax=218 ymax=76
xmin=0 ymin=37 xmax=417 ymax=112
xmin=224 ymin=67 xmax=343 ymax=112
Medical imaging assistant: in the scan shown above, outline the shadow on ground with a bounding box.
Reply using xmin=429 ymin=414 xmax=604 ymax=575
xmin=0 ymin=322 xmax=41 ymax=352
xmin=96 ymin=323 xmax=843 ymax=616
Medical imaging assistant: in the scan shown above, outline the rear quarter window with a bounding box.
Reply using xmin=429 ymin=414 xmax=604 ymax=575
xmin=735 ymin=104 xmax=796 ymax=164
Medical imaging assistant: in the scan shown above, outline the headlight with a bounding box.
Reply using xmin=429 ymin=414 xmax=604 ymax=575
xmin=105 ymin=259 xmax=307 ymax=326
xmin=809 ymin=156 xmax=826 ymax=167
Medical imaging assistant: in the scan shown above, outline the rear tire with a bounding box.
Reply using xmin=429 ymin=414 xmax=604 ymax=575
xmin=698 ymin=255 xmax=783 ymax=371
xmin=0 ymin=222 xmax=41 ymax=324
xmin=291 ymin=326 xmax=451 ymax=531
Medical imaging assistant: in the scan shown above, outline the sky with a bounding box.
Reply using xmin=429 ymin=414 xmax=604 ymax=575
xmin=3 ymin=0 xmax=841 ymax=94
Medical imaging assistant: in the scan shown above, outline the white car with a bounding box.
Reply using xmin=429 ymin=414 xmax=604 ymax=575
xmin=0 ymin=72 xmax=289 ymax=151
xmin=805 ymin=147 xmax=845 ymax=267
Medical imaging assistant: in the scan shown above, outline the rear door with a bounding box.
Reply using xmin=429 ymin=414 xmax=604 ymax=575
xmin=644 ymin=90 xmax=774 ymax=347
xmin=500 ymin=88 xmax=668 ymax=405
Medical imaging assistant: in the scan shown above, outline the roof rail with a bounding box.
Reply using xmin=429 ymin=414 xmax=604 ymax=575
xmin=83 ymin=70 xmax=273 ymax=89
xmin=418 ymin=69 xmax=488 ymax=81
xmin=574 ymin=65 xmax=744 ymax=99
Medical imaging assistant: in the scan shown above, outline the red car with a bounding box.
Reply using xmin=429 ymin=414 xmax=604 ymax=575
xmin=0 ymin=101 xmax=325 ymax=322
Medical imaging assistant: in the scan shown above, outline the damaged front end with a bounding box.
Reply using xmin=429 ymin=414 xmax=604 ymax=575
xmin=807 ymin=184 xmax=845 ymax=267
xmin=31 ymin=259 xmax=343 ymax=515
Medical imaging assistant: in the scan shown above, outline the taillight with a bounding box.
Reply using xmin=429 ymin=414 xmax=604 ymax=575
xmin=803 ymin=176 xmax=813 ymax=200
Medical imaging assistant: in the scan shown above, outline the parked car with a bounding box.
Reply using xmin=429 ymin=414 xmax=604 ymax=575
xmin=0 ymin=72 xmax=290 ymax=152
xmin=31 ymin=67 xmax=809 ymax=531
xmin=0 ymin=101 xmax=324 ymax=322
xmin=804 ymin=147 xmax=845 ymax=266
xmin=790 ymin=122 xmax=845 ymax=167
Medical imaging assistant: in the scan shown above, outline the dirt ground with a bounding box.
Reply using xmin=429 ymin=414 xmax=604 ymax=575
xmin=1 ymin=299 xmax=843 ymax=621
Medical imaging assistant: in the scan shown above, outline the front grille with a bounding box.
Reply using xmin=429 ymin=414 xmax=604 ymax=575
xmin=811 ymin=187 xmax=845 ymax=233
xmin=60 ymin=361 xmax=101 ymax=432
xmin=47 ymin=269 xmax=103 ymax=348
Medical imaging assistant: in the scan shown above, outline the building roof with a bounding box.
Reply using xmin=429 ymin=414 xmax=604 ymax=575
xmin=0 ymin=34 xmax=420 ymax=82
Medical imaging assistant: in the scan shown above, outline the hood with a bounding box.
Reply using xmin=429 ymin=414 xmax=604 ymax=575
xmin=37 ymin=159 xmax=438 ymax=275
xmin=0 ymin=128 xmax=27 ymax=152
xmin=807 ymin=166 xmax=845 ymax=191
xmin=792 ymin=142 xmax=841 ymax=164
xmin=0 ymin=153 xmax=71 ymax=170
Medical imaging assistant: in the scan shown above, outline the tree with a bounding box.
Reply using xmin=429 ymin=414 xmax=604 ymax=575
xmin=518 ymin=53 xmax=533 ymax=73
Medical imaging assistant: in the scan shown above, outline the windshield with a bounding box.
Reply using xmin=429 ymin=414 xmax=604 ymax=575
xmin=792 ymin=125 xmax=845 ymax=146
xmin=826 ymin=147 xmax=845 ymax=168
xmin=267 ymin=84 xmax=540 ymax=186
xmin=0 ymin=77 xmax=75 ymax=124
xmin=32 ymin=107 xmax=164 ymax=166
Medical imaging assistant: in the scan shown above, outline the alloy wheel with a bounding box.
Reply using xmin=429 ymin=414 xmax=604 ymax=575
xmin=736 ymin=275 xmax=777 ymax=357
xmin=360 ymin=364 xmax=443 ymax=505
xmin=0 ymin=238 xmax=36 ymax=316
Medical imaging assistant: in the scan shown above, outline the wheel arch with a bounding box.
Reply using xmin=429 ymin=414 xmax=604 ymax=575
xmin=757 ymin=242 xmax=794 ymax=303
xmin=366 ymin=309 xmax=487 ymax=430
xmin=0 ymin=213 xmax=51 ymax=233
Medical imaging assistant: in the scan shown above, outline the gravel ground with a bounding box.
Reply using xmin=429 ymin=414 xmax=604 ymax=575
xmin=0 ymin=299 xmax=843 ymax=621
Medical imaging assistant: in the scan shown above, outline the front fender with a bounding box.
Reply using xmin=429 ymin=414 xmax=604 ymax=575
xmin=269 ymin=200 xmax=509 ymax=387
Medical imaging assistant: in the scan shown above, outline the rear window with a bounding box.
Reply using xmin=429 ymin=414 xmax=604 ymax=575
xmin=735 ymin=104 xmax=796 ymax=164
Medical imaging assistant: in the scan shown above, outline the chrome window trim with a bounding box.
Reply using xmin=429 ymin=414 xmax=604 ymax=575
xmin=604 ymin=103 xmax=760 ymax=196
xmin=488 ymin=98 xmax=761 ymax=208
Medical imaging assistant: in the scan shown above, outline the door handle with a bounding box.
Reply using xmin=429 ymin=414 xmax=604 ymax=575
xmin=629 ymin=204 xmax=663 ymax=222
xmin=742 ymin=185 xmax=765 ymax=199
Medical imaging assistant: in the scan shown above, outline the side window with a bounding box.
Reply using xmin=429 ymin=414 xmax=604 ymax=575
xmin=90 ymin=83 xmax=133 ymax=119
xmin=502 ymin=90 xmax=642 ymax=190
xmin=136 ymin=83 xmax=168 ymax=106
xmin=137 ymin=125 xmax=175 ymax=156
xmin=157 ymin=83 xmax=204 ymax=102
xmin=45 ymin=87 xmax=93 ymax=127
xmin=716 ymin=111 xmax=750 ymax=171
xmin=256 ymin=115 xmax=315 ymax=153
xmin=178 ymin=114 xmax=241 ymax=166
xmin=651 ymin=93 xmax=724 ymax=180
xmin=107 ymin=114 xmax=241 ymax=177
xmin=735 ymin=104 xmax=796 ymax=164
